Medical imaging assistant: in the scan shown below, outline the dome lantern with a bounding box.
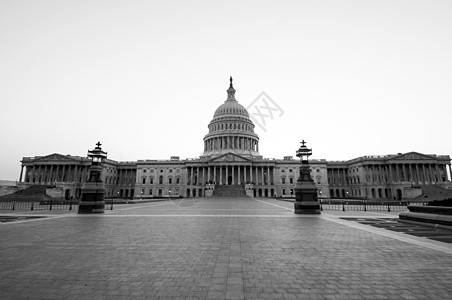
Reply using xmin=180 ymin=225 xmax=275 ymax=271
xmin=227 ymin=76 xmax=236 ymax=101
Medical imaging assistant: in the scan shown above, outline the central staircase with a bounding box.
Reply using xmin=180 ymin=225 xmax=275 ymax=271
xmin=212 ymin=185 xmax=246 ymax=197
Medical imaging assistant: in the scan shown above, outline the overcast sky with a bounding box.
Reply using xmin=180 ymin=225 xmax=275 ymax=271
xmin=1 ymin=0 xmax=451 ymax=181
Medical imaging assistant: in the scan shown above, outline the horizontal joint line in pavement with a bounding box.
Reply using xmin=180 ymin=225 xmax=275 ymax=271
xmin=253 ymin=198 xmax=293 ymax=211
xmin=75 ymin=214 xmax=299 ymax=217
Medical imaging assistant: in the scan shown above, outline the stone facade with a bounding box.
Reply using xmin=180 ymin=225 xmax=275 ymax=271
xmin=17 ymin=80 xmax=452 ymax=200
xmin=328 ymin=152 xmax=452 ymax=200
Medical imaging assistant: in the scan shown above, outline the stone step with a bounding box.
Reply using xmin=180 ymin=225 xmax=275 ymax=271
xmin=213 ymin=185 xmax=246 ymax=197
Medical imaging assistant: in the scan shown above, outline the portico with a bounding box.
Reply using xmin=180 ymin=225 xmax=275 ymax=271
xmin=186 ymin=164 xmax=275 ymax=186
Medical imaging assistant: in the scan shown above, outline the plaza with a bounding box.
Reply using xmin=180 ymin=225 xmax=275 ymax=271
xmin=1 ymin=197 xmax=452 ymax=299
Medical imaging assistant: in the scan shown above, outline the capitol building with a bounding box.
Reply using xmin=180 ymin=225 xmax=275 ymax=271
xmin=18 ymin=79 xmax=452 ymax=201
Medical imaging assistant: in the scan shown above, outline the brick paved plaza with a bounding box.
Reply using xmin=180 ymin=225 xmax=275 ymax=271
xmin=1 ymin=197 xmax=452 ymax=299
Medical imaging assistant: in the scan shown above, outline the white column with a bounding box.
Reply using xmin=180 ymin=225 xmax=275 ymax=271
xmin=62 ymin=165 xmax=66 ymax=182
xmin=422 ymin=164 xmax=427 ymax=183
xmin=207 ymin=167 xmax=211 ymax=183
xmin=238 ymin=165 xmax=241 ymax=185
xmin=270 ymin=167 xmax=273 ymax=184
xmin=230 ymin=166 xmax=233 ymax=185
xmin=191 ymin=167 xmax=194 ymax=185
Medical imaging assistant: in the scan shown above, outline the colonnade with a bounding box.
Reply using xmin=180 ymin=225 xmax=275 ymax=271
xmin=204 ymin=136 xmax=258 ymax=152
xmin=328 ymin=168 xmax=347 ymax=185
xmin=186 ymin=165 xmax=274 ymax=185
xmin=20 ymin=164 xmax=137 ymax=186
xmin=21 ymin=164 xmax=90 ymax=184
xmin=364 ymin=163 xmax=451 ymax=184
xmin=116 ymin=169 xmax=136 ymax=185
xmin=328 ymin=163 xmax=451 ymax=187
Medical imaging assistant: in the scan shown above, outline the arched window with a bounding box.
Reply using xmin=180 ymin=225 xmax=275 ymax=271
xmin=159 ymin=176 xmax=164 ymax=184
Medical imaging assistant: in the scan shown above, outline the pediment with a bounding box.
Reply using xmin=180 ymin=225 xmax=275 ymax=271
xmin=391 ymin=152 xmax=435 ymax=161
xmin=209 ymin=152 xmax=251 ymax=163
xmin=34 ymin=153 xmax=82 ymax=162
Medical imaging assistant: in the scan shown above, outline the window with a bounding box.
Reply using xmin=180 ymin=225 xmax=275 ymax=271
xmin=169 ymin=177 xmax=172 ymax=184
xmin=289 ymin=169 xmax=293 ymax=173
xmin=150 ymin=177 xmax=154 ymax=184
xmin=289 ymin=178 xmax=293 ymax=184
xmin=159 ymin=176 xmax=163 ymax=184
xmin=149 ymin=189 xmax=153 ymax=195
xmin=142 ymin=177 xmax=146 ymax=184
xmin=169 ymin=169 xmax=173 ymax=173
xmin=176 ymin=177 xmax=180 ymax=184
xmin=281 ymin=177 xmax=286 ymax=184
xmin=282 ymin=189 xmax=286 ymax=195
xmin=143 ymin=169 xmax=146 ymax=173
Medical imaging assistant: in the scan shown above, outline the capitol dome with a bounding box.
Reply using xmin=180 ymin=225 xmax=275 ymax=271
xmin=202 ymin=77 xmax=261 ymax=159
xmin=213 ymin=97 xmax=250 ymax=118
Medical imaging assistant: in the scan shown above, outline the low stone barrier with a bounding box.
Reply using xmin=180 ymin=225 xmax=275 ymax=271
xmin=399 ymin=205 xmax=452 ymax=227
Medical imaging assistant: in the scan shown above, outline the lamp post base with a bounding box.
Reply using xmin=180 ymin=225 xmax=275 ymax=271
xmin=294 ymin=201 xmax=321 ymax=214
xmin=78 ymin=200 xmax=105 ymax=214
xmin=294 ymin=182 xmax=321 ymax=214
xmin=78 ymin=182 xmax=106 ymax=214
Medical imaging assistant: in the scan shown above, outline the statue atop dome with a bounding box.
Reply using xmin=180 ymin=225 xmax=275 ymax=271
xmin=227 ymin=76 xmax=236 ymax=101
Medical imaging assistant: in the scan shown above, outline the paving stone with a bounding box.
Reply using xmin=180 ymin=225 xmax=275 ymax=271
xmin=0 ymin=197 xmax=451 ymax=299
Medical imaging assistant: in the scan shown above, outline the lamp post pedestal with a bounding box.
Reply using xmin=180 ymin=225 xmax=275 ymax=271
xmin=294 ymin=140 xmax=321 ymax=214
xmin=294 ymin=163 xmax=321 ymax=214
xmin=78 ymin=142 xmax=107 ymax=214
xmin=78 ymin=165 xmax=106 ymax=214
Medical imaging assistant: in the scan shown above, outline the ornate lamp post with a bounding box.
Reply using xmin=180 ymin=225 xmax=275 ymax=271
xmin=294 ymin=140 xmax=321 ymax=214
xmin=78 ymin=142 xmax=107 ymax=214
